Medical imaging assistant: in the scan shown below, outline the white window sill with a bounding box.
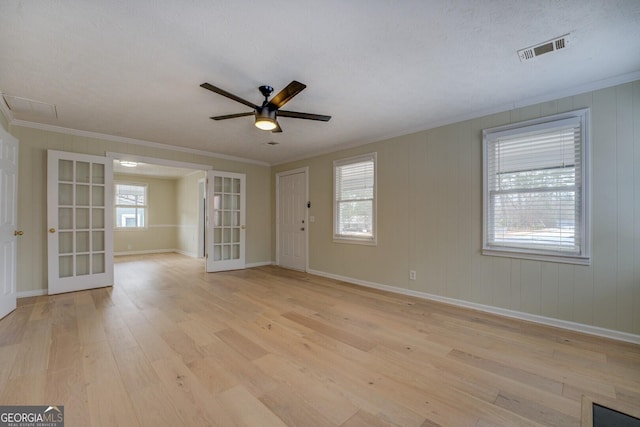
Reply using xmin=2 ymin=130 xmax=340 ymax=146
xmin=333 ymin=236 xmax=377 ymax=246
xmin=482 ymin=247 xmax=590 ymax=265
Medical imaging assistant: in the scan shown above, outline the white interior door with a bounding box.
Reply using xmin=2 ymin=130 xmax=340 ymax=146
xmin=206 ymin=170 xmax=245 ymax=272
xmin=277 ymin=169 xmax=307 ymax=271
xmin=47 ymin=150 xmax=113 ymax=294
xmin=0 ymin=128 xmax=18 ymax=319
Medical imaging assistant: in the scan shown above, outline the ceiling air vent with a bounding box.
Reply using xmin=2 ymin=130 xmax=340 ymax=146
xmin=518 ymin=34 xmax=569 ymax=62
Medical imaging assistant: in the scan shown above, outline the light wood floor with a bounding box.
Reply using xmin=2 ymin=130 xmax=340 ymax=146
xmin=1 ymin=253 xmax=639 ymax=426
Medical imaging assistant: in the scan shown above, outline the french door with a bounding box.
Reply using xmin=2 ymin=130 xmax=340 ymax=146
xmin=0 ymin=128 xmax=18 ymax=319
xmin=47 ymin=150 xmax=113 ymax=294
xmin=206 ymin=170 xmax=245 ymax=272
xmin=277 ymin=169 xmax=307 ymax=271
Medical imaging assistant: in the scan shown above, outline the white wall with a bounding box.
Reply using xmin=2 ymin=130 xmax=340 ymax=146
xmin=273 ymin=81 xmax=640 ymax=337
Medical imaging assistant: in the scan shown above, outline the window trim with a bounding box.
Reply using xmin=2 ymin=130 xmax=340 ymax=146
xmin=333 ymin=152 xmax=377 ymax=245
xmin=482 ymin=108 xmax=591 ymax=265
xmin=114 ymin=181 xmax=148 ymax=230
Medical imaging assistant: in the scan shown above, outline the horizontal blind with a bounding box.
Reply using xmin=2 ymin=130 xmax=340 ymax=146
xmin=486 ymin=120 xmax=582 ymax=253
xmin=334 ymin=154 xmax=375 ymax=240
xmin=115 ymin=184 xmax=146 ymax=206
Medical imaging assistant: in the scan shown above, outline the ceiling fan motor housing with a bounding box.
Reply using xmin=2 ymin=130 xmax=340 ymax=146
xmin=259 ymin=85 xmax=274 ymax=100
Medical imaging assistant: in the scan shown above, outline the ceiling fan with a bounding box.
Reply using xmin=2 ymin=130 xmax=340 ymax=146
xmin=200 ymin=80 xmax=331 ymax=133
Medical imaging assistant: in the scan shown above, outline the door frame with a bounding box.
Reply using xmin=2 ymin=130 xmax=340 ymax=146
xmin=276 ymin=167 xmax=308 ymax=271
xmin=197 ymin=178 xmax=206 ymax=258
xmin=106 ymin=152 xmax=212 ymax=260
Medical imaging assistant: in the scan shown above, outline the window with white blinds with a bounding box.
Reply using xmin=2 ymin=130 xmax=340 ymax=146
xmin=482 ymin=109 xmax=590 ymax=264
xmin=334 ymin=153 xmax=376 ymax=244
xmin=115 ymin=183 xmax=147 ymax=228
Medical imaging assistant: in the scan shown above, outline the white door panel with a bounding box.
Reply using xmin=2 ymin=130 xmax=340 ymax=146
xmin=47 ymin=150 xmax=113 ymax=294
xmin=206 ymin=171 xmax=245 ymax=272
xmin=0 ymin=128 xmax=18 ymax=319
xmin=277 ymin=170 xmax=307 ymax=271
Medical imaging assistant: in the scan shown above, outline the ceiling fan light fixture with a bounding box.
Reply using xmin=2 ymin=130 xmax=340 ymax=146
xmin=254 ymin=108 xmax=277 ymax=131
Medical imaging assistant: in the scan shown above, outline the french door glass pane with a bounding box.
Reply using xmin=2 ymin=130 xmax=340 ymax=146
xmin=57 ymin=159 xmax=107 ymax=279
xmin=77 ymin=162 xmax=90 ymax=183
xmin=59 ymin=160 xmax=73 ymax=181
xmin=59 ymin=184 xmax=73 ymax=205
xmin=59 ymin=256 xmax=73 ymax=278
xmin=92 ymin=231 xmax=104 ymax=251
xmin=92 ymin=163 xmax=104 ymax=184
xmin=76 ymin=255 xmax=90 ymax=275
xmin=93 ymin=254 xmax=105 ymax=274
xmin=59 ymin=232 xmax=73 ymax=254
xmin=77 ymin=208 xmax=90 ymax=229
xmin=92 ymin=208 xmax=104 ymax=228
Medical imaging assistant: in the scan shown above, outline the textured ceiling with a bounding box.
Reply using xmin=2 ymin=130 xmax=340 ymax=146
xmin=1 ymin=0 xmax=639 ymax=165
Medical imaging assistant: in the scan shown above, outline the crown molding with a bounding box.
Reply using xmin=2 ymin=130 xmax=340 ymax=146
xmin=8 ymin=119 xmax=270 ymax=167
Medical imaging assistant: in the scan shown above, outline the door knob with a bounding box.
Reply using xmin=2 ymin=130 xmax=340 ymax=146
xmin=14 ymin=230 xmax=23 ymax=236
xmin=301 ymin=227 xmax=305 ymax=231
xmin=49 ymin=228 xmax=56 ymax=233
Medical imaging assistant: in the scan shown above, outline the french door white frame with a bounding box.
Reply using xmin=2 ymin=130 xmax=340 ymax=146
xmin=47 ymin=150 xmax=114 ymax=294
xmin=206 ymin=170 xmax=246 ymax=272
xmin=276 ymin=167 xmax=308 ymax=272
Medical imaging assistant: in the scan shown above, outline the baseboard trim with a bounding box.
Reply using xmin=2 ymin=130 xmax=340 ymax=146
xmin=245 ymin=261 xmax=274 ymax=268
xmin=114 ymin=249 xmax=177 ymax=256
xmin=174 ymin=250 xmax=199 ymax=258
xmin=307 ymin=269 xmax=640 ymax=345
xmin=17 ymin=289 xmax=47 ymax=298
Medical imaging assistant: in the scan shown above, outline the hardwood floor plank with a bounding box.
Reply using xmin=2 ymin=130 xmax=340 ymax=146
xmin=0 ymin=372 xmax=47 ymax=404
xmin=341 ymin=409 xmax=401 ymax=427
xmin=215 ymin=327 xmax=269 ymax=361
xmin=0 ymin=344 xmax=20 ymax=394
xmin=150 ymin=356 xmax=238 ymax=427
xmin=494 ymin=391 xmax=579 ymax=426
xmin=82 ymin=340 xmax=140 ymax=426
xmin=282 ymin=311 xmax=376 ymax=352
xmin=254 ymin=353 xmax=360 ymax=425
xmin=9 ymin=317 xmax=51 ymax=379
xmin=218 ymin=384 xmax=288 ymax=427
xmin=45 ymin=365 xmax=91 ymax=427
xmin=128 ymin=384 xmax=187 ymax=427
xmin=259 ymin=384 xmax=335 ymax=427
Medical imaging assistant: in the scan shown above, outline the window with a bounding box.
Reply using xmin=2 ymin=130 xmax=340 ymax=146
xmin=483 ymin=109 xmax=590 ymax=264
xmin=334 ymin=153 xmax=376 ymax=244
xmin=115 ymin=183 xmax=147 ymax=228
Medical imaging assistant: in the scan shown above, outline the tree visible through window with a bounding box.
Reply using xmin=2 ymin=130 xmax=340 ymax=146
xmin=115 ymin=183 xmax=147 ymax=228
xmin=483 ymin=109 xmax=590 ymax=264
xmin=334 ymin=153 xmax=376 ymax=244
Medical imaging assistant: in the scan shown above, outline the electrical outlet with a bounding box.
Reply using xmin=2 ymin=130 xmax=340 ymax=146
xmin=409 ymin=270 xmax=416 ymax=280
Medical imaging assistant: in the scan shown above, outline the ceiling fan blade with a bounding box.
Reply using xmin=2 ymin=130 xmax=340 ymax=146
xmin=278 ymin=110 xmax=331 ymax=121
xmin=272 ymin=121 xmax=283 ymax=133
xmin=210 ymin=112 xmax=254 ymax=120
xmin=267 ymin=81 xmax=306 ymax=109
xmin=201 ymin=83 xmax=258 ymax=109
